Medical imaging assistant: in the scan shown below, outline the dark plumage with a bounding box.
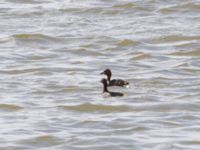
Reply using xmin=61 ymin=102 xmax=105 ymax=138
xmin=100 ymin=69 xmax=129 ymax=87
xmin=101 ymin=78 xmax=124 ymax=97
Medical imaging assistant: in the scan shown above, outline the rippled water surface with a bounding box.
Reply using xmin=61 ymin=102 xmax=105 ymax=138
xmin=1 ymin=0 xmax=200 ymax=149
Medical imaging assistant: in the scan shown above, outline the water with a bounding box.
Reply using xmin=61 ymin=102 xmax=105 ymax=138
xmin=0 ymin=0 xmax=200 ymax=149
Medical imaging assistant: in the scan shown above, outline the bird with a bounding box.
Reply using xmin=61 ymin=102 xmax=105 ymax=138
xmin=101 ymin=78 xmax=124 ymax=97
xmin=100 ymin=69 xmax=129 ymax=87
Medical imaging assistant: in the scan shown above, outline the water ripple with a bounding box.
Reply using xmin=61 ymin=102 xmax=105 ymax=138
xmin=1 ymin=0 xmax=200 ymax=149
xmin=58 ymin=103 xmax=132 ymax=113
xmin=17 ymin=135 xmax=63 ymax=148
xmin=0 ymin=104 xmax=23 ymax=112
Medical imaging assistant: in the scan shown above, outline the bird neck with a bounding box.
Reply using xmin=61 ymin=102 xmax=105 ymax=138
xmin=107 ymin=73 xmax=111 ymax=81
xmin=103 ymin=82 xmax=109 ymax=93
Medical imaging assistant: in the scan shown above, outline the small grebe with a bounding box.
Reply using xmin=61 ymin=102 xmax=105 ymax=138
xmin=100 ymin=69 xmax=129 ymax=87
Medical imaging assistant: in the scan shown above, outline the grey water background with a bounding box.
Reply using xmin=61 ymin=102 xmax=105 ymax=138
xmin=0 ymin=0 xmax=200 ymax=149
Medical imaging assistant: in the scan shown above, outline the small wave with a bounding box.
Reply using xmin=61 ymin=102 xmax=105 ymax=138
xmin=117 ymin=39 xmax=139 ymax=46
xmin=159 ymin=2 xmax=200 ymax=14
xmin=0 ymin=36 xmax=15 ymax=44
xmin=18 ymin=135 xmax=62 ymax=148
xmin=0 ymin=104 xmax=23 ymax=112
xmin=0 ymin=67 xmax=44 ymax=75
xmin=12 ymin=33 xmax=66 ymax=47
xmin=130 ymin=52 xmax=152 ymax=61
xmin=143 ymin=102 xmax=200 ymax=112
xmin=112 ymin=3 xmax=135 ymax=9
xmin=14 ymin=33 xmax=55 ymax=41
xmin=71 ymin=48 xmax=103 ymax=57
xmin=152 ymin=35 xmax=200 ymax=44
xmin=0 ymin=145 xmax=28 ymax=150
xmin=169 ymin=49 xmax=200 ymax=57
xmin=58 ymin=103 xmax=132 ymax=113
xmin=182 ymin=140 xmax=200 ymax=145
xmin=7 ymin=0 xmax=45 ymax=4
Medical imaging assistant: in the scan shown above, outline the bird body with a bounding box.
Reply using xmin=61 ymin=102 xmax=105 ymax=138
xmin=101 ymin=78 xmax=124 ymax=97
xmin=109 ymin=79 xmax=129 ymax=87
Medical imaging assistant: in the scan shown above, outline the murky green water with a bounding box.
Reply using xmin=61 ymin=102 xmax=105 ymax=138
xmin=0 ymin=0 xmax=200 ymax=149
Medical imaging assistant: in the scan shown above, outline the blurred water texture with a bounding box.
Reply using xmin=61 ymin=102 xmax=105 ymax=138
xmin=0 ymin=0 xmax=200 ymax=150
